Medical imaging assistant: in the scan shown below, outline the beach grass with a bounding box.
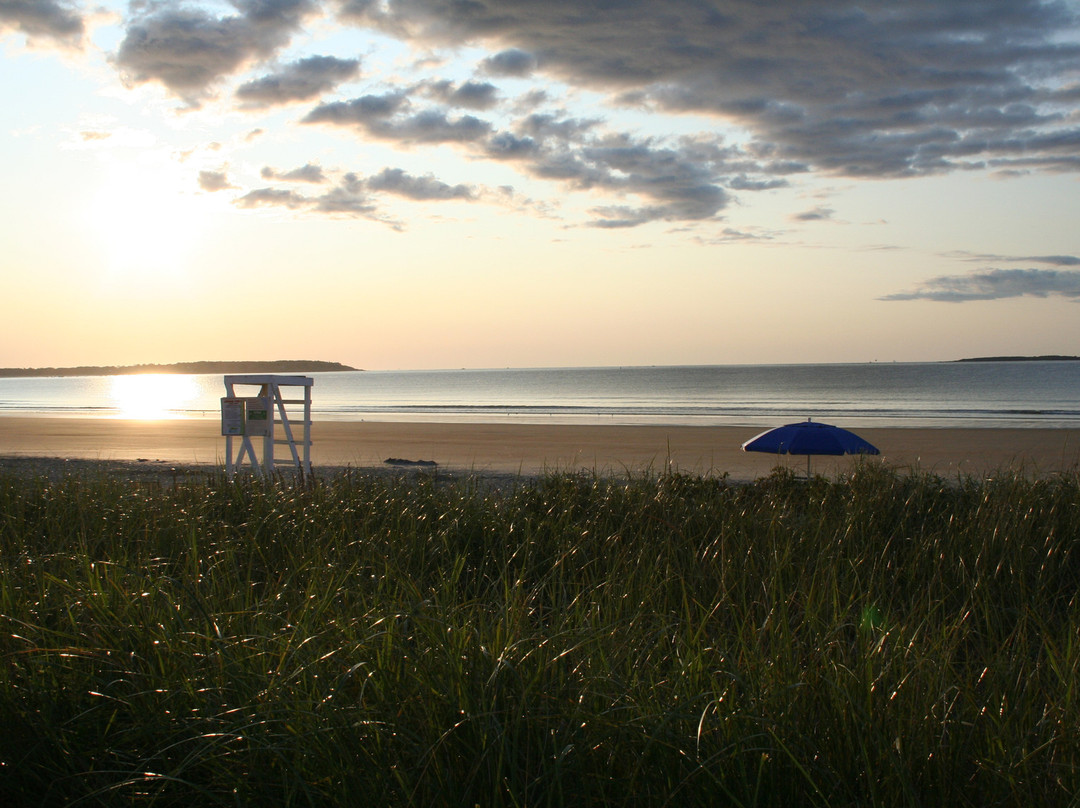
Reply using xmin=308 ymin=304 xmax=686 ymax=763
xmin=2 ymin=464 xmax=1079 ymax=806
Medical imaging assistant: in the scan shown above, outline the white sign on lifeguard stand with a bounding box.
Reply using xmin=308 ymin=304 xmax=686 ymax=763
xmin=221 ymin=375 xmax=313 ymax=478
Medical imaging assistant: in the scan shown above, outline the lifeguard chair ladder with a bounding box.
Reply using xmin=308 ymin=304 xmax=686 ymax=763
xmin=221 ymin=375 xmax=313 ymax=478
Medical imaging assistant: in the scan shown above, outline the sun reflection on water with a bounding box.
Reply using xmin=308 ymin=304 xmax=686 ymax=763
xmin=110 ymin=374 xmax=200 ymax=419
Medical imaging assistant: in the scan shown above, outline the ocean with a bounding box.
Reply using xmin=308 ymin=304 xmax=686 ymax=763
xmin=0 ymin=362 xmax=1078 ymax=429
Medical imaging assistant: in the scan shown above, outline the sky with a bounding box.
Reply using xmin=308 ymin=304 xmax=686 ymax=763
xmin=2 ymin=0 xmax=1080 ymax=370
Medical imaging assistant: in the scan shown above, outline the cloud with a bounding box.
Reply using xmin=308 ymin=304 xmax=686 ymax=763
xmin=341 ymin=0 xmax=1080 ymax=179
xmin=90 ymin=1 xmax=1080 ymax=230
xmin=385 ymin=109 xmax=493 ymax=143
xmin=261 ymin=163 xmax=328 ymax=183
xmin=882 ymin=268 xmax=1080 ymax=302
xmin=486 ymin=121 xmax=739 ymax=226
xmin=586 ymin=205 xmax=665 ymax=229
xmin=306 ymin=89 xmax=747 ymax=225
xmin=0 ymin=0 xmax=84 ymax=48
xmin=699 ymin=226 xmax=780 ymax=244
xmin=947 ymin=251 xmax=1080 ymax=267
xmin=312 ymin=181 xmax=380 ymax=217
xmin=484 ymin=131 xmax=540 ymax=160
xmin=366 ymin=167 xmax=475 ymax=200
xmin=792 ymin=207 xmax=834 ymax=222
xmin=236 ymin=55 xmax=361 ymax=107
xmin=420 ymin=79 xmax=499 ymax=110
xmin=198 ymin=170 xmax=235 ymax=191
xmin=113 ymin=0 xmax=317 ymax=106
xmin=517 ymin=112 xmax=600 ymax=143
xmin=302 ymin=91 xmax=410 ymax=124
xmin=728 ymin=175 xmax=788 ymax=191
xmin=480 ymin=48 xmax=537 ymax=78
xmin=235 ymin=187 xmax=310 ymax=209
xmin=305 ymin=95 xmax=493 ymax=144
xmin=1016 ymin=255 xmax=1080 ymax=267
xmin=231 ymin=166 xmax=477 ymax=225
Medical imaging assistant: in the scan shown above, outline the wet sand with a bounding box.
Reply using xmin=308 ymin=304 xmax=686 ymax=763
xmin=1 ymin=415 xmax=1078 ymax=481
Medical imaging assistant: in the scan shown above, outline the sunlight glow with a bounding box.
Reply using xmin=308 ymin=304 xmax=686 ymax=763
xmin=110 ymin=374 xmax=199 ymax=419
xmin=85 ymin=161 xmax=205 ymax=283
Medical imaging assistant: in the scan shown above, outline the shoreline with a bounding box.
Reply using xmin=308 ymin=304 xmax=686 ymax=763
xmin=1 ymin=415 xmax=1078 ymax=482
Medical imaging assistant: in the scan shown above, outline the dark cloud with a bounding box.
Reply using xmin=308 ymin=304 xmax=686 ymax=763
xmin=305 ymin=94 xmax=492 ymax=143
xmin=96 ymin=1 xmax=1080 ymax=229
xmin=713 ymin=227 xmax=778 ymax=243
xmin=113 ymin=0 xmax=317 ymax=106
xmin=481 ymin=118 xmax=741 ymax=226
xmin=484 ymin=131 xmax=540 ymax=160
xmin=235 ymin=187 xmax=310 ymax=209
xmin=339 ymin=0 xmax=1080 ymax=179
xmin=232 ymin=166 xmax=476 ymax=225
xmin=586 ymin=205 xmax=664 ymax=229
xmin=383 ymin=109 xmax=492 ymax=143
xmin=728 ymin=176 xmax=788 ymax=191
xmin=882 ymin=268 xmax=1080 ymax=302
xmin=517 ymin=112 xmax=600 ymax=142
xmin=581 ymin=137 xmax=732 ymax=222
xmin=366 ymin=167 xmax=475 ymax=200
xmin=261 ymin=163 xmax=328 ymax=183
xmin=421 ymin=79 xmax=499 ymax=110
xmin=792 ymin=207 xmax=834 ymax=222
xmin=948 ymin=251 xmax=1080 ymax=267
xmin=307 ymin=83 xmax=771 ymax=226
xmin=0 ymin=0 xmax=84 ymax=47
xmin=302 ymin=91 xmax=410 ymax=124
xmin=236 ymin=171 xmax=394 ymax=223
xmin=326 ymin=94 xmax=738 ymax=225
xmin=236 ymin=55 xmax=361 ymax=107
xmin=312 ymin=186 xmax=379 ymax=216
xmin=1017 ymin=255 xmax=1080 ymax=267
xmin=480 ymin=48 xmax=537 ymax=77
xmin=198 ymin=170 xmax=235 ymax=191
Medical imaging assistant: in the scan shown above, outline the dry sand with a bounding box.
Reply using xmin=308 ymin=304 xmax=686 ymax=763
xmin=1 ymin=415 xmax=1078 ymax=481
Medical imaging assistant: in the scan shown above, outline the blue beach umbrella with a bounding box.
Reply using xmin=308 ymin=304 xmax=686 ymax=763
xmin=741 ymin=419 xmax=880 ymax=477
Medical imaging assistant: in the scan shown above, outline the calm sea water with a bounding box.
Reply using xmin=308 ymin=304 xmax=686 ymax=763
xmin=0 ymin=362 xmax=1078 ymax=428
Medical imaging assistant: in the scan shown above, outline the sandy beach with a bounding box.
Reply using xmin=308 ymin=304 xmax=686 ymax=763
xmin=1 ymin=415 xmax=1078 ymax=481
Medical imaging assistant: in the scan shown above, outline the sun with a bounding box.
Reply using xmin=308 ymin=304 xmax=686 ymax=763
xmin=110 ymin=374 xmax=200 ymax=420
xmin=85 ymin=160 xmax=207 ymax=284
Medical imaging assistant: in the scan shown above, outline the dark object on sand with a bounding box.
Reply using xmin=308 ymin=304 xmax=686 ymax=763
xmin=742 ymin=419 xmax=879 ymax=476
xmin=384 ymin=458 xmax=438 ymax=467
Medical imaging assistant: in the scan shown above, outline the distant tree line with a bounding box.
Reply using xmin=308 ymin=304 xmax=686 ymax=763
xmin=0 ymin=361 xmax=357 ymax=378
xmin=955 ymin=355 xmax=1079 ymax=363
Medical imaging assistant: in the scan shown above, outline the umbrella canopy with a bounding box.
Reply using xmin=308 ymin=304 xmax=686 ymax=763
xmin=742 ymin=419 xmax=879 ymax=475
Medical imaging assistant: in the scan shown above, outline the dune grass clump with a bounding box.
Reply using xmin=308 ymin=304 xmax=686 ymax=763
xmin=1 ymin=464 xmax=1079 ymax=806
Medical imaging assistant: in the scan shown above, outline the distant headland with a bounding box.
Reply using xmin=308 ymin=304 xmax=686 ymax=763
xmin=0 ymin=361 xmax=358 ymax=379
xmin=955 ymin=355 xmax=1080 ymax=363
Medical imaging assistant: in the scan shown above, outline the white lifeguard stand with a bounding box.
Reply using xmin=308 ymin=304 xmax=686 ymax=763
xmin=221 ymin=375 xmax=313 ymax=478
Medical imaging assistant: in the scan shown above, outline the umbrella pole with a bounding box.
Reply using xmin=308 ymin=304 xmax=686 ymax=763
xmin=807 ymin=455 xmax=811 ymax=479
